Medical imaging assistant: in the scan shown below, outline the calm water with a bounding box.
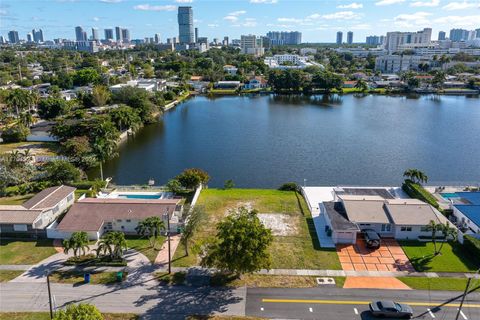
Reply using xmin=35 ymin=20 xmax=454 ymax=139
xmin=93 ymin=94 xmax=480 ymax=188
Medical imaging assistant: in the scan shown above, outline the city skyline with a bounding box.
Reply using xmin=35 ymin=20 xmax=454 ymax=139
xmin=1 ymin=0 xmax=480 ymax=43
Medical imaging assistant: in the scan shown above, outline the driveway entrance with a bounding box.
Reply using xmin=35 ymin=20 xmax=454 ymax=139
xmin=336 ymin=238 xmax=414 ymax=272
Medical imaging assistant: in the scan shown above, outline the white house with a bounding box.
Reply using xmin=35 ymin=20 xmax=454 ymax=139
xmin=450 ymin=192 xmax=480 ymax=235
xmin=223 ymin=65 xmax=238 ymax=75
xmin=0 ymin=185 xmax=76 ymax=238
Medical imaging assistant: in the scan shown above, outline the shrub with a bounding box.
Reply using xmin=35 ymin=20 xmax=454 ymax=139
xmin=278 ymin=182 xmax=299 ymax=192
xmin=1 ymin=124 xmax=30 ymax=142
xmin=402 ymin=180 xmax=439 ymax=209
xmin=53 ymin=303 xmax=103 ymax=320
xmin=463 ymin=235 xmax=480 ymax=266
xmin=68 ymin=180 xmax=107 ymax=190
xmin=224 ymin=179 xmax=235 ymax=190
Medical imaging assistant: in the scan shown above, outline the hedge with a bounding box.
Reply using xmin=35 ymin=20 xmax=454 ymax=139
xmin=402 ymin=180 xmax=440 ymax=209
xmin=463 ymin=235 xmax=480 ymax=266
xmin=67 ymin=180 xmax=107 ymax=190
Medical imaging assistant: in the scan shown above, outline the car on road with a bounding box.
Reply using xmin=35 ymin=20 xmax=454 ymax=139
xmin=362 ymin=229 xmax=381 ymax=249
xmin=369 ymin=300 xmax=414 ymax=318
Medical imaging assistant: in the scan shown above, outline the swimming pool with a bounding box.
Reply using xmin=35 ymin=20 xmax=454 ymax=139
xmin=118 ymin=194 xmax=162 ymax=199
xmin=440 ymin=193 xmax=459 ymax=199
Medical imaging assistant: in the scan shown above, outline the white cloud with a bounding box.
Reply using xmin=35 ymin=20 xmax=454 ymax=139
xmin=224 ymin=10 xmax=248 ymax=22
xmin=410 ymin=0 xmax=440 ymax=7
xmin=394 ymin=11 xmax=431 ymax=27
xmin=434 ymin=14 xmax=480 ymax=27
xmin=321 ymin=11 xmax=362 ymax=20
xmin=442 ymin=1 xmax=479 ymax=10
xmin=93 ymin=16 xmax=100 ymax=21
xmin=228 ymin=10 xmax=247 ymax=16
xmin=99 ymin=0 xmax=122 ymax=3
xmin=224 ymin=15 xmax=239 ymax=22
xmin=375 ymin=0 xmax=405 ymax=5
xmin=0 ymin=9 xmax=7 ymax=16
xmin=337 ymin=2 xmax=363 ymax=9
xmin=207 ymin=23 xmax=219 ymax=28
xmin=133 ymin=4 xmax=176 ymax=11
xmin=277 ymin=17 xmax=303 ymax=23
xmin=250 ymin=0 xmax=278 ymax=4
xmin=351 ymin=23 xmax=371 ymax=30
xmin=175 ymin=0 xmax=193 ymax=3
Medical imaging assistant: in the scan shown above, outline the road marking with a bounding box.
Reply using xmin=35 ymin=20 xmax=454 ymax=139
xmin=309 ymin=307 xmax=313 ymax=312
xmin=261 ymin=299 xmax=480 ymax=309
xmin=427 ymin=309 xmax=435 ymax=318
xmin=353 ymin=308 xmax=359 ymax=315
xmin=458 ymin=309 xmax=467 ymax=320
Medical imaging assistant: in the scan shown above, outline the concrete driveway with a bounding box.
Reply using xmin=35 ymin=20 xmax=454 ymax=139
xmin=337 ymin=238 xmax=415 ymax=272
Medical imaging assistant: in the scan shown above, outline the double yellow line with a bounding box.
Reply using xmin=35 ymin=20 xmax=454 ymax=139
xmin=262 ymin=299 xmax=480 ymax=308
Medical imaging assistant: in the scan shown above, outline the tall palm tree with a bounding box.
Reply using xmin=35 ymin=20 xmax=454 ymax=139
xmin=136 ymin=216 xmax=166 ymax=249
xmin=354 ymin=79 xmax=369 ymax=92
xmin=5 ymin=89 xmax=30 ymax=117
xmin=19 ymin=112 xmax=34 ymax=127
xmin=426 ymin=220 xmax=440 ymax=254
xmin=403 ymin=168 xmax=428 ymax=184
xmin=63 ymin=231 xmax=90 ymax=258
xmin=436 ymin=222 xmax=457 ymax=255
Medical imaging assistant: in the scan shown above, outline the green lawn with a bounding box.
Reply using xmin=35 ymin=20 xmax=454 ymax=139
xmin=0 ymin=313 xmax=139 ymax=320
xmin=0 ymin=194 xmax=33 ymax=205
xmin=125 ymin=236 xmax=165 ymax=264
xmin=0 ymin=142 xmax=59 ymax=155
xmin=398 ymin=277 xmax=474 ymax=291
xmin=0 ymin=270 xmax=24 ymax=282
xmin=210 ymin=273 xmax=345 ymax=288
xmin=0 ymin=239 xmax=57 ymax=265
xmin=172 ymin=189 xmax=341 ymax=270
xmin=399 ymin=241 xmax=478 ymax=272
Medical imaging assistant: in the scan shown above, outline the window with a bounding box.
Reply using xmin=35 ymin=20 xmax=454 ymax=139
xmin=126 ymin=219 xmax=131 ymax=223
xmin=381 ymin=224 xmax=391 ymax=232
xmin=53 ymin=206 xmax=59 ymax=214
xmin=121 ymin=226 xmax=124 ymax=229
xmin=116 ymin=219 xmax=122 ymax=223
xmin=401 ymin=226 xmax=412 ymax=232
xmin=13 ymin=224 xmax=28 ymax=232
xmin=67 ymin=194 xmax=73 ymax=202
xmin=420 ymin=226 xmax=428 ymax=232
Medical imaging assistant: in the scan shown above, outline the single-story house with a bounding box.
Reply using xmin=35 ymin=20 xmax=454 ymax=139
xmin=321 ymin=193 xmax=450 ymax=244
xmin=53 ymin=198 xmax=183 ymax=240
xmin=0 ymin=185 xmax=76 ymax=238
xmin=223 ymin=65 xmax=238 ymax=75
xmin=244 ymin=76 xmax=267 ymax=90
xmin=451 ymin=192 xmax=480 ymax=234
xmin=214 ymin=81 xmax=241 ymax=89
xmin=343 ymin=81 xmax=358 ymax=88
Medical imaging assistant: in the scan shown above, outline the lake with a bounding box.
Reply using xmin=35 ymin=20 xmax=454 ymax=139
xmin=93 ymin=94 xmax=480 ymax=188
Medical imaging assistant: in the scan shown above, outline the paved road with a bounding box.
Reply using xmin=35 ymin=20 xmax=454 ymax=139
xmin=0 ymin=282 xmax=246 ymax=319
xmin=246 ymin=287 xmax=480 ymax=319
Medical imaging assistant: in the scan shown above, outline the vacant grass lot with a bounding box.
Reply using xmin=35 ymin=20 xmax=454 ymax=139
xmin=0 ymin=239 xmax=56 ymax=265
xmin=0 ymin=270 xmax=24 ymax=282
xmin=172 ymin=189 xmax=341 ymax=270
xmin=0 ymin=142 xmax=59 ymax=155
xmin=398 ymin=277 xmax=473 ymax=291
xmin=211 ymin=273 xmax=345 ymax=288
xmin=125 ymin=236 xmax=165 ymax=264
xmin=399 ymin=241 xmax=478 ymax=272
xmin=0 ymin=313 xmax=139 ymax=320
xmin=0 ymin=194 xmax=33 ymax=205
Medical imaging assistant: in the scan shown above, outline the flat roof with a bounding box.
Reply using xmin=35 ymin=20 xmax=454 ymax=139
xmin=455 ymin=192 xmax=480 ymax=205
xmin=386 ymin=201 xmax=449 ymax=226
xmin=454 ymin=205 xmax=480 ymax=227
xmin=343 ymin=200 xmax=391 ymax=224
xmin=335 ymin=187 xmax=394 ymax=199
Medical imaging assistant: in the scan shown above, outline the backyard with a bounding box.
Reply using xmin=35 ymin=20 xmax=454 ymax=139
xmin=0 ymin=239 xmax=57 ymax=265
xmin=172 ymin=188 xmax=341 ymax=270
xmin=399 ymin=240 xmax=478 ymax=273
xmin=0 ymin=194 xmax=33 ymax=205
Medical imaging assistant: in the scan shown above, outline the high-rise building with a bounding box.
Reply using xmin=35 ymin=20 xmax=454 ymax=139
xmin=266 ymin=31 xmax=302 ymax=45
xmin=104 ymin=29 xmax=114 ymax=41
xmin=366 ymin=35 xmax=381 ymax=45
xmin=75 ymin=26 xmax=87 ymax=41
xmin=449 ymin=29 xmax=469 ymax=42
xmin=385 ymin=28 xmax=432 ymax=52
xmin=0 ymin=36 xmax=6 ymax=44
xmin=32 ymin=29 xmax=44 ymax=43
xmin=438 ymin=31 xmax=446 ymax=41
xmin=476 ymin=28 xmax=480 ymax=39
xmin=154 ymin=33 xmax=161 ymax=44
xmin=336 ymin=31 xmax=343 ymax=45
xmin=121 ymin=28 xmax=130 ymax=43
xmin=178 ymin=6 xmax=194 ymax=44
xmin=194 ymin=27 xmax=198 ymax=43
xmin=27 ymin=33 xmax=33 ymax=42
xmin=91 ymin=28 xmax=99 ymax=41
xmin=115 ymin=26 xmax=122 ymax=41
xmin=8 ymin=31 xmax=19 ymax=44
xmin=240 ymin=34 xmax=264 ymax=56
xmin=223 ymin=36 xmax=229 ymax=46
xmin=347 ymin=31 xmax=353 ymax=44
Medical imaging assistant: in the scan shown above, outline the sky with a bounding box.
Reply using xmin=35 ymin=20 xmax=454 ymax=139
xmin=1 ymin=0 xmax=480 ymax=43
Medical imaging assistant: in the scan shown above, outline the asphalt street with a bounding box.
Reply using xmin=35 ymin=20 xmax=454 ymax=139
xmin=246 ymin=287 xmax=480 ymax=320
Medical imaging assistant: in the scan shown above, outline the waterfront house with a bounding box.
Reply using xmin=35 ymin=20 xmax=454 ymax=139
xmin=0 ymin=185 xmax=76 ymax=238
xmin=450 ymin=192 xmax=480 ymax=235
xmin=343 ymin=81 xmax=358 ymax=89
xmin=321 ymin=188 xmax=450 ymax=244
xmin=244 ymin=76 xmax=267 ymax=90
xmin=214 ymin=81 xmax=241 ymax=89
xmin=53 ymin=198 xmax=182 ymax=240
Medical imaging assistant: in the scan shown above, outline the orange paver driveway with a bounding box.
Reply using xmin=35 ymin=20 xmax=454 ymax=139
xmin=337 ymin=238 xmax=415 ymax=272
xmin=343 ymin=276 xmax=412 ymax=290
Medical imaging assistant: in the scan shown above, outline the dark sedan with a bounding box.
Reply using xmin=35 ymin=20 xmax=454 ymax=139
xmin=369 ymin=300 xmax=414 ymax=318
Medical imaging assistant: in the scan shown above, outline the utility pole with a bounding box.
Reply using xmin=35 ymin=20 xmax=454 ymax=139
xmin=164 ymin=210 xmax=171 ymax=274
xmin=46 ymin=271 xmax=53 ymax=319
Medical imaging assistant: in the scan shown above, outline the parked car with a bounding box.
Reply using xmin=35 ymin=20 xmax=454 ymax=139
xmin=362 ymin=229 xmax=381 ymax=249
xmin=369 ymin=300 xmax=413 ymax=318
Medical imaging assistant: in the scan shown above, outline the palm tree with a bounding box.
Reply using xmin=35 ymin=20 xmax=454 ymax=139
xmin=19 ymin=112 xmax=34 ymax=127
xmin=63 ymin=231 xmax=90 ymax=258
xmin=403 ymin=168 xmax=428 ymax=184
xmin=436 ymin=222 xmax=457 ymax=255
xmin=180 ymin=206 xmax=205 ymax=256
xmin=426 ymin=220 xmax=440 ymax=254
xmin=354 ymin=79 xmax=369 ymax=92
xmin=5 ymin=89 xmax=30 ymax=117
xmin=136 ymin=216 xmax=166 ymax=249
xmin=96 ymin=231 xmax=127 ymax=260
xmin=91 ymin=85 xmax=111 ymax=107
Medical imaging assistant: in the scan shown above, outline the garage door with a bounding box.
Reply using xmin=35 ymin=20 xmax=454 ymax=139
xmin=335 ymin=231 xmax=356 ymax=244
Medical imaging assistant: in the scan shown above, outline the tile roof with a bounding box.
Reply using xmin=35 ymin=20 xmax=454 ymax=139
xmin=22 ymin=185 xmax=76 ymax=210
xmin=57 ymin=198 xmax=181 ymax=232
xmin=323 ymin=201 xmax=359 ymax=231
xmin=0 ymin=209 xmax=43 ymax=224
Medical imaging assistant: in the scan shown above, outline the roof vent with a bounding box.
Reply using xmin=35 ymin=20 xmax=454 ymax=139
xmin=128 ymin=209 xmax=132 ymax=214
